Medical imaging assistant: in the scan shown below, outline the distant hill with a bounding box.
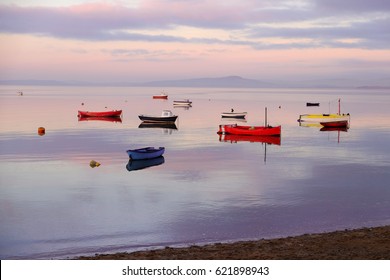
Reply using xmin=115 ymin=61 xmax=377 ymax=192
xmin=0 ymin=76 xmax=273 ymax=88
xmin=0 ymin=79 xmax=92 ymax=86
xmin=1 ymin=75 xmax=389 ymax=88
xmin=139 ymin=76 xmax=275 ymax=88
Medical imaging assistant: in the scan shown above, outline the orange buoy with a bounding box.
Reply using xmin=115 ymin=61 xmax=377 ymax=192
xmin=38 ymin=127 xmax=45 ymax=136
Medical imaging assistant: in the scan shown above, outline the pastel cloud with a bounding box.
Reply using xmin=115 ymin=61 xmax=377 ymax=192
xmin=1 ymin=0 xmax=389 ymax=83
xmin=0 ymin=0 xmax=389 ymax=49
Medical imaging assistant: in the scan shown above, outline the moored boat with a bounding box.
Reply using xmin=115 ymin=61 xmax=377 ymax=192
xmin=138 ymin=110 xmax=178 ymax=123
xmin=217 ymin=124 xmax=281 ymax=136
xmin=221 ymin=112 xmax=247 ymax=119
xmin=298 ymin=99 xmax=350 ymax=123
xmin=78 ymin=110 xmax=122 ymax=118
xmin=298 ymin=113 xmax=350 ymax=123
xmin=306 ymin=102 xmax=320 ymax=106
xmin=153 ymin=92 xmax=168 ymax=99
xmin=173 ymin=99 xmax=192 ymax=106
xmin=126 ymin=147 xmax=165 ymax=160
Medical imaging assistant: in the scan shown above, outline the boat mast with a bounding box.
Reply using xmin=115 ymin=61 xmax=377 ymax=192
xmin=265 ymin=107 xmax=267 ymax=127
xmin=338 ymin=98 xmax=341 ymax=115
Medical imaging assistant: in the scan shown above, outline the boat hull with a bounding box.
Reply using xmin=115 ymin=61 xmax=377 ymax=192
xmin=218 ymin=124 xmax=281 ymax=136
xmin=153 ymin=95 xmax=168 ymax=99
xmin=78 ymin=116 xmax=122 ymax=122
xmin=320 ymin=120 xmax=349 ymax=128
xmin=127 ymin=147 xmax=165 ymax=160
xmin=221 ymin=112 xmax=247 ymax=119
xmin=138 ymin=115 xmax=178 ymax=123
xmin=78 ymin=110 xmax=122 ymax=118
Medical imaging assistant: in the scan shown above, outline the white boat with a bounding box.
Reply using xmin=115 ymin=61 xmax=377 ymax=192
xmin=221 ymin=112 xmax=247 ymax=119
xmin=173 ymin=99 xmax=192 ymax=106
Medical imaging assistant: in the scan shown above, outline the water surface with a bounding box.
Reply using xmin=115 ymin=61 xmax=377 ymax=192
xmin=0 ymin=86 xmax=389 ymax=259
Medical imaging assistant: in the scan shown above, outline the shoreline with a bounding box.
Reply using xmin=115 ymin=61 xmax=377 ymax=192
xmin=77 ymin=225 xmax=390 ymax=260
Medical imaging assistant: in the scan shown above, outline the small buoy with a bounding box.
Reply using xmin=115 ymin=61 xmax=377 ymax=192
xmin=90 ymin=160 xmax=101 ymax=168
xmin=38 ymin=127 xmax=45 ymax=136
xmin=81 ymin=102 xmax=84 ymax=106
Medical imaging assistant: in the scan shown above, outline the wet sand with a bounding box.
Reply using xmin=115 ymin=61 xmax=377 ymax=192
xmin=77 ymin=226 xmax=390 ymax=260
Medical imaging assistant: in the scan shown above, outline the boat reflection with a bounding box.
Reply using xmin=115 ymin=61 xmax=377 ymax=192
xmin=78 ymin=116 xmax=122 ymax=123
xmin=219 ymin=134 xmax=281 ymax=145
xmin=320 ymin=126 xmax=349 ymax=132
xmin=173 ymin=105 xmax=192 ymax=110
xmin=320 ymin=126 xmax=348 ymax=143
xmin=138 ymin=122 xmax=178 ymax=134
xmin=221 ymin=118 xmax=247 ymax=123
xmin=126 ymin=156 xmax=165 ymax=171
xmin=298 ymin=122 xmax=322 ymax=128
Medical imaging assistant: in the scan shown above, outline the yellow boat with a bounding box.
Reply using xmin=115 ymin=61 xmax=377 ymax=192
xmin=298 ymin=98 xmax=350 ymax=123
xmin=298 ymin=113 xmax=350 ymax=123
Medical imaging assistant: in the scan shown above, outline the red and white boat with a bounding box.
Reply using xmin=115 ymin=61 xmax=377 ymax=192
xmin=78 ymin=110 xmax=122 ymax=118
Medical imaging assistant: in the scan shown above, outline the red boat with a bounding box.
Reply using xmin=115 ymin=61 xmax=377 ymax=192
xmin=153 ymin=93 xmax=168 ymax=99
xmin=217 ymin=124 xmax=281 ymax=136
xmin=320 ymin=120 xmax=348 ymax=128
xmin=78 ymin=110 xmax=122 ymax=118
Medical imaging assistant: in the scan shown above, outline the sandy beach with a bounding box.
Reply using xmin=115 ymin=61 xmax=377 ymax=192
xmin=77 ymin=225 xmax=390 ymax=260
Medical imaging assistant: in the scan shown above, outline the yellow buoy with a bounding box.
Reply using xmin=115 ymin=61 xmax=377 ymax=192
xmin=90 ymin=160 xmax=101 ymax=168
xmin=38 ymin=127 xmax=45 ymax=136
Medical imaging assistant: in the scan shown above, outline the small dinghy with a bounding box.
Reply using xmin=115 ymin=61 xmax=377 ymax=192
xmin=153 ymin=92 xmax=168 ymax=99
xmin=78 ymin=110 xmax=122 ymax=118
xmin=221 ymin=112 xmax=247 ymax=119
xmin=126 ymin=147 xmax=165 ymax=160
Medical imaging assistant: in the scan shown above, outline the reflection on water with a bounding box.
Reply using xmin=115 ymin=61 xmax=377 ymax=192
xmin=138 ymin=122 xmax=178 ymax=130
xmin=219 ymin=134 xmax=281 ymax=145
xmin=0 ymin=86 xmax=389 ymax=259
xmin=78 ymin=116 xmax=122 ymax=123
xmin=126 ymin=156 xmax=165 ymax=171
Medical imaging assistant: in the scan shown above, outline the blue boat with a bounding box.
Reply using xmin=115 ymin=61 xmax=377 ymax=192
xmin=126 ymin=147 xmax=165 ymax=160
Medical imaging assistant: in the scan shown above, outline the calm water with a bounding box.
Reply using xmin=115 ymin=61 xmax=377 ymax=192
xmin=0 ymin=86 xmax=389 ymax=259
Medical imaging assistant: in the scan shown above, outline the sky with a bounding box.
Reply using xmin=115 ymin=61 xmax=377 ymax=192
xmin=0 ymin=0 xmax=390 ymax=84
